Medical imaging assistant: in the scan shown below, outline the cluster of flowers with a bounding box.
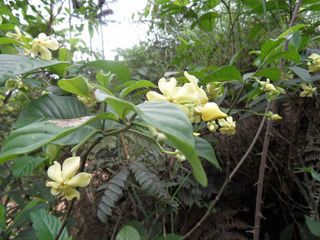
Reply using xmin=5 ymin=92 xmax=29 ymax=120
xmin=146 ymin=72 xmax=236 ymax=135
xmin=6 ymin=27 xmax=59 ymax=60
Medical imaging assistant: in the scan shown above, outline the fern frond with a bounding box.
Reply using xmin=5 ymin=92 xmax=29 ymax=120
xmin=129 ymin=162 xmax=177 ymax=207
xmin=97 ymin=167 xmax=129 ymax=223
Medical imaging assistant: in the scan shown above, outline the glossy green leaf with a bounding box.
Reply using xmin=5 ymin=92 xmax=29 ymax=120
xmin=0 ymin=54 xmax=62 ymax=85
xmin=0 ymin=113 xmax=116 ymax=163
xmin=203 ymin=65 xmax=243 ymax=83
xmin=256 ymin=68 xmax=281 ymax=81
xmin=11 ymin=156 xmax=46 ymax=177
xmin=136 ymin=101 xmax=208 ymax=186
xmin=116 ymin=225 xmax=140 ymax=240
xmin=195 ymin=137 xmax=220 ymax=169
xmin=84 ymin=60 xmax=131 ymax=82
xmin=58 ymin=76 xmax=92 ymax=97
xmin=15 ymin=94 xmax=89 ymax=128
xmin=305 ymin=215 xmax=320 ymax=236
xmin=95 ymin=89 xmax=136 ymax=119
xmin=30 ymin=209 xmax=69 ymax=240
xmin=119 ymin=80 xmax=156 ymax=99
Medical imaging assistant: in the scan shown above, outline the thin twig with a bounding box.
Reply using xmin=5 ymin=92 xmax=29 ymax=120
xmin=183 ymin=103 xmax=270 ymax=239
xmin=253 ymin=1 xmax=303 ymax=239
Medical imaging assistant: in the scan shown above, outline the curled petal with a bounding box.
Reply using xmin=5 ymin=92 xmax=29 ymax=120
xmin=50 ymin=188 xmax=62 ymax=196
xmin=47 ymin=161 xmax=63 ymax=183
xmin=199 ymin=102 xmax=227 ymax=121
xmin=146 ymin=91 xmax=168 ymax=101
xmin=66 ymin=172 xmax=92 ymax=187
xmin=38 ymin=45 xmax=52 ymax=60
xmin=63 ymin=187 xmax=80 ymax=200
xmin=184 ymin=71 xmax=198 ymax=85
xmin=173 ymin=83 xmax=199 ymax=104
xmin=158 ymin=77 xmax=177 ymax=98
xmin=62 ymin=156 xmax=80 ymax=181
xmin=42 ymin=39 xmax=59 ymax=50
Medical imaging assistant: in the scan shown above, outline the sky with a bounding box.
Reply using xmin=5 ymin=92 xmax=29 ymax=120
xmin=89 ymin=0 xmax=149 ymax=59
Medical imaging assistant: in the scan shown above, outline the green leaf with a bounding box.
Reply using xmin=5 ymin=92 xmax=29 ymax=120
xmin=119 ymin=80 xmax=156 ymax=99
xmin=15 ymin=94 xmax=89 ymax=128
xmin=196 ymin=12 xmax=219 ymax=32
xmin=116 ymin=225 xmax=141 ymax=240
xmin=30 ymin=209 xmax=69 ymax=240
xmin=260 ymin=38 xmax=285 ymax=62
xmin=95 ymin=89 xmax=136 ymax=119
xmin=255 ymin=68 xmax=281 ymax=81
xmin=203 ymin=65 xmax=243 ymax=83
xmin=58 ymin=76 xmax=91 ymax=97
xmin=289 ymin=66 xmax=311 ymax=81
xmin=305 ymin=215 xmax=320 ymax=236
xmin=0 ymin=113 xmax=116 ymax=163
xmin=83 ymin=60 xmax=131 ymax=82
xmin=0 ymin=204 xmax=5 ymax=230
xmin=0 ymin=37 xmax=21 ymax=45
xmin=11 ymin=156 xmax=46 ymax=177
xmin=195 ymin=137 xmax=220 ymax=169
xmin=136 ymin=101 xmax=208 ymax=186
xmin=0 ymin=54 xmax=62 ymax=86
xmin=13 ymin=199 xmax=45 ymax=228
xmin=304 ymin=168 xmax=320 ymax=182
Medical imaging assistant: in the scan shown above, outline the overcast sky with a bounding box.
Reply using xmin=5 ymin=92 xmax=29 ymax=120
xmin=89 ymin=0 xmax=149 ymax=59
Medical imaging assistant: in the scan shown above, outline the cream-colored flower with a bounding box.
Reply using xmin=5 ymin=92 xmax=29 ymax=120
xmin=46 ymin=156 xmax=92 ymax=200
xmin=308 ymin=54 xmax=320 ymax=73
xmin=146 ymin=77 xmax=178 ymax=102
xmin=196 ymin=102 xmax=227 ymax=121
xmin=218 ymin=116 xmax=236 ymax=135
xmin=5 ymin=26 xmax=23 ymax=41
xmin=31 ymin=33 xmax=59 ymax=60
xmin=267 ymin=111 xmax=282 ymax=121
xmin=260 ymin=79 xmax=276 ymax=92
xmin=300 ymin=83 xmax=317 ymax=97
xmin=207 ymin=121 xmax=219 ymax=132
xmin=173 ymin=72 xmax=208 ymax=105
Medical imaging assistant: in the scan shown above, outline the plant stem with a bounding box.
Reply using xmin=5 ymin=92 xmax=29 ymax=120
xmin=183 ymin=103 xmax=270 ymax=239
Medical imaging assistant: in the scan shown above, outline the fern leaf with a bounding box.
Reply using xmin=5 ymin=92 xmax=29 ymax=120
xmin=129 ymin=162 xmax=177 ymax=207
xmin=97 ymin=167 xmax=129 ymax=223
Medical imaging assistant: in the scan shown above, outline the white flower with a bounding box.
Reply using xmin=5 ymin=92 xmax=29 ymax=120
xmin=46 ymin=156 xmax=92 ymax=200
xmin=218 ymin=116 xmax=236 ymax=135
xmin=300 ymin=83 xmax=317 ymax=97
xmin=31 ymin=33 xmax=59 ymax=60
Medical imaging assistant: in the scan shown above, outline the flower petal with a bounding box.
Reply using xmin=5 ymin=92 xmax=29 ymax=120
xmin=42 ymin=39 xmax=59 ymax=50
xmin=173 ymin=83 xmax=199 ymax=104
xmin=146 ymin=91 xmax=168 ymax=101
xmin=66 ymin=172 xmax=92 ymax=187
xmin=50 ymin=188 xmax=62 ymax=196
xmin=38 ymin=33 xmax=48 ymax=40
xmin=39 ymin=46 xmax=52 ymax=60
xmin=63 ymin=187 xmax=80 ymax=200
xmin=62 ymin=156 xmax=80 ymax=181
xmin=47 ymin=161 xmax=63 ymax=183
xmin=46 ymin=181 xmax=60 ymax=189
xmin=200 ymin=102 xmax=227 ymax=121
xmin=184 ymin=71 xmax=198 ymax=85
xmin=158 ymin=77 xmax=177 ymax=98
